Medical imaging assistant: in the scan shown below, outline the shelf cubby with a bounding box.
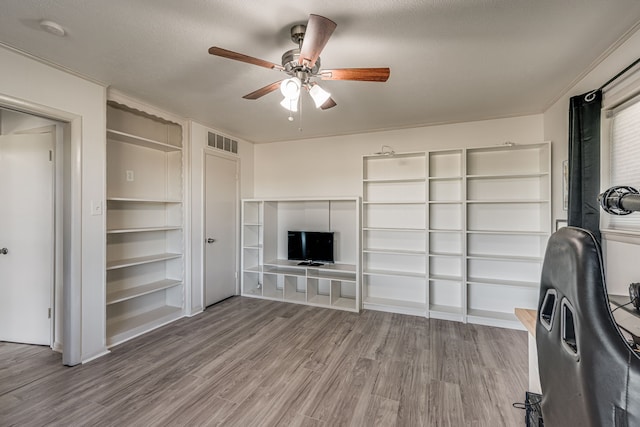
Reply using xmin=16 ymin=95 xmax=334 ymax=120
xmin=429 ymin=177 xmax=463 ymax=202
xmin=429 ymin=203 xmax=462 ymax=231
xmin=429 ymin=150 xmax=463 ymax=178
xmin=429 ymin=279 xmax=463 ymax=321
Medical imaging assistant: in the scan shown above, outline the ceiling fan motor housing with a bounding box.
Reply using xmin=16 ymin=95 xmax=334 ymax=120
xmin=281 ymin=48 xmax=320 ymax=79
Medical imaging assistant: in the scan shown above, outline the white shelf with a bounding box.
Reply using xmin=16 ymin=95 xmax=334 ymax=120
xmin=467 ymin=277 xmax=539 ymax=289
xmin=308 ymin=294 xmax=331 ymax=306
xmin=243 ymin=288 xmax=262 ymax=297
xmin=263 ymin=267 xmax=306 ymax=277
xmin=106 ymin=253 xmax=181 ymax=270
xmin=429 ymin=304 xmax=463 ymax=315
xmin=466 ymin=199 xmax=550 ymax=204
xmin=466 ymin=309 xmax=523 ymax=329
xmin=307 ymin=270 xmax=357 ymax=282
xmin=106 ymin=305 xmax=183 ymax=347
xmin=363 ymin=177 xmax=426 ymax=183
xmin=429 ymin=274 xmax=463 ymax=282
xmin=429 ymin=251 xmax=463 ymax=258
xmin=332 ymin=297 xmax=357 ymax=310
xmin=363 ymin=296 xmax=426 ymax=316
xmin=364 ymin=269 xmax=426 ymax=278
xmin=107 ymin=197 xmax=182 ymax=203
xmin=363 ymin=248 xmax=426 ymax=256
xmin=107 ymin=226 xmax=181 ymax=234
xmin=428 ymin=176 xmax=462 ymax=181
xmin=363 ymin=201 xmax=425 ymax=205
xmin=363 ymin=227 xmax=426 ymax=232
xmin=467 ymin=229 xmax=548 ymax=236
xmin=107 ymin=279 xmax=182 ymax=305
xmin=466 ymin=253 xmax=543 ymax=262
xmin=243 ymin=244 xmax=263 ymax=250
xmin=284 ymin=292 xmax=306 ymax=303
xmin=107 ymin=129 xmax=181 ymax=152
xmin=466 ymin=172 xmax=549 ymax=179
xmin=467 ymin=309 xmax=518 ymax=322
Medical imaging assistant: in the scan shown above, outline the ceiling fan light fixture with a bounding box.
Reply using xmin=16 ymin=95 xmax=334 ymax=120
xmin=280 ymin=96 xmax=299 ymax=112
xmin=309 ymin=84 xmax=331 ymax=109
xmin=280 ymin=77 xmax=301 ymax=100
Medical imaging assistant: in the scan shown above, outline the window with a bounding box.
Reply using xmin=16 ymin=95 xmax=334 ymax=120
xmin=604 ymin=94 xmax=640 ymax=231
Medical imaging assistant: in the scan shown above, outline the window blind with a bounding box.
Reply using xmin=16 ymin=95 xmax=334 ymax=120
xmin=608 ymin=97 xmax=640 ymax=229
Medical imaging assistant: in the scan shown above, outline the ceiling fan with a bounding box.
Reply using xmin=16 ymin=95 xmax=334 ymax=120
xmin=208 ymin=14 xmax=390 ymax=112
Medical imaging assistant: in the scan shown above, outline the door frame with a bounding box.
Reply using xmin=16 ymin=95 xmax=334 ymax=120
xmin=0 ymin=94 xmax=82 ymax=366
xmin=201 ymin=148 xmax=240 ymax=307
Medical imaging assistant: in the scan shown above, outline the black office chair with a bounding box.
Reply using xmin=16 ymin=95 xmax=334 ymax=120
xmin=536 ymin=226 xmax=640 ymax=426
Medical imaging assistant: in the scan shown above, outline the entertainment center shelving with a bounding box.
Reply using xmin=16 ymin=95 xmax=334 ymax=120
xmin=105 ymin=100 xmax=185 ymax=347
xmin=241 ymin=198 xmax=361 ymax=312
xmin=362 ymin=142 xmax=551 ymax=328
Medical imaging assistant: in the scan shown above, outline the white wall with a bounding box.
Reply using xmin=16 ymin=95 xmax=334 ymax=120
xmin=0 ymin=46 xmax=107 ymax=363
xmin=189 ymin=121 xmax=254 ymax=313
xmin=543 ymin=27 xmax=640 ymax=295
xmin=254 ymin=115 xmax=544 ymax=198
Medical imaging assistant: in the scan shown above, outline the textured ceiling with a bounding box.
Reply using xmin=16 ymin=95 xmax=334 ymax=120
xmin=0 ymin=1 xmax=639 ymax=143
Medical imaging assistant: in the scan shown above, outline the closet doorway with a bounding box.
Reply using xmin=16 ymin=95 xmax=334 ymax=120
xmin=203 ymin=150 xmax=238 ymax=307
xmin=0 ymin=109 xmax=63 ymax=348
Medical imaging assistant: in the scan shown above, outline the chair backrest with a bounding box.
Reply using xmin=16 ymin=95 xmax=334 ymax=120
xmin=536 ymin=226 xmax=640 ymax=426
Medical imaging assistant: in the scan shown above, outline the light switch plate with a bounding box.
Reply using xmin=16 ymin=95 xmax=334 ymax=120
xmin=91 ymin=200 xmax=102 ymax=216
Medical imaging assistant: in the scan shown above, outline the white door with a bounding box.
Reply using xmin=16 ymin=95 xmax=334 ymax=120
xmin=0 ymin=132 xmax=54 ymax=345
xmin=204 ymin=152 xmax=238 ymax=307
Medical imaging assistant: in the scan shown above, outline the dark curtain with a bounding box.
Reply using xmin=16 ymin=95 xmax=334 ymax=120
xmin=568 ymin=89 xmax=602 ymax=243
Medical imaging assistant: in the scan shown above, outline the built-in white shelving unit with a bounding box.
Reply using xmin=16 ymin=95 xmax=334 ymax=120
xmin=241 ymin=198 xmax=361 ymax=312
xmin=105 ymin=101 xmax=185 ymax=347
xmin=362 ymin=143 xmax=551 ymax=328
xmin=362 ymin=152 xmax=428 ymax=316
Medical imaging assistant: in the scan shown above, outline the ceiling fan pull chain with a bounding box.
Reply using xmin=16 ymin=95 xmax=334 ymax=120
xmin=298 ymin=96 xmax=303 ymax=132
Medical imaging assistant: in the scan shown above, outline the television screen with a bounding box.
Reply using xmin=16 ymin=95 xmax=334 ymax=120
xmin=288 ymin=231 xmax=334 ymax=264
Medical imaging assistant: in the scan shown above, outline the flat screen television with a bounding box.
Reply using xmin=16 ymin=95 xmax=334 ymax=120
xmin=288 ymin=231 xmax=334 ymax=265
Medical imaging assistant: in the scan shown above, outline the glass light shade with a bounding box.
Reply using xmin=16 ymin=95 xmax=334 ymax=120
xmin=280 ymin=77 xmax=301 ymax=100
xmin=280 ymin=96 xmax=298 ymax=112
xmin=309 ymin=84 xmax=331 ymax=108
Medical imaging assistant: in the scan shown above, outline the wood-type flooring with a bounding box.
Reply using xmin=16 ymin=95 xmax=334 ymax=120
xmin=0 ymin=297 xmax=529 ymax=426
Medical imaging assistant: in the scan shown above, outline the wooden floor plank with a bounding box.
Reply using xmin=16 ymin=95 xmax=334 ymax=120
xmin=0 ymin=297 xmax=528 ymax=426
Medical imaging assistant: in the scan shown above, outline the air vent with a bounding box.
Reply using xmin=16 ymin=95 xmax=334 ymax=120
xmin=208 ymin=131 xmax=238 ymax=154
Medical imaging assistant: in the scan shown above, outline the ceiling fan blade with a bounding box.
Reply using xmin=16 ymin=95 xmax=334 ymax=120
xmin=298 ymin=15 xmax=337 ymax=69
xmin=320 ymin=97 xmax=337 ymax=110
xmin=321 ymin=68 xmax=390 ymax=82
xmin=242 ymin=81 xmax=284 ymax=100
xmin=209 ymin=47 xmax=283 ymax=71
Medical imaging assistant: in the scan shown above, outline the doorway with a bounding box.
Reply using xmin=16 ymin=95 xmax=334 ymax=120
xmin=0 ymin=108 xmax=67 ymax=352
xmin=203 ymin=151 xmax=239 ymax=307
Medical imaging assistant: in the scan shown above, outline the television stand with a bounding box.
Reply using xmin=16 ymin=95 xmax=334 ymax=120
xmin=297 ymin=261 xmax=324 ymax=266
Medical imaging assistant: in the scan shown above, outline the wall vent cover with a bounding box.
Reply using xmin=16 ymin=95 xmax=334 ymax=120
xmin=208 ymin=131 xmax=238 ymax=154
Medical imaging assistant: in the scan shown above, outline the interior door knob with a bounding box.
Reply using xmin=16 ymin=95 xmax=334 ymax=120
xmin=0 ymin=248 xmax=8 ymax=255
xmin=206 ymin=238 xmax=215 ymax=244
